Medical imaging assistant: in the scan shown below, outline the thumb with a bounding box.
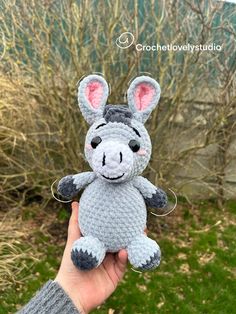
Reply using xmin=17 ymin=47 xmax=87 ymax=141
xmin=66 ymin=202 xmax=81 ymax=248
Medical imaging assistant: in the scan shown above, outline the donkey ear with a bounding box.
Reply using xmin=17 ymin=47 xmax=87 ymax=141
xmin=78 ymin=74 xmax=109 ymax=124
xmin=127 ymin=76 xmax=161 ymax=123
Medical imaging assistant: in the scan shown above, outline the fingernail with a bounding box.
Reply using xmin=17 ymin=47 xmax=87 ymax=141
xmin=72 ymin=201 xmax=79 ymax=210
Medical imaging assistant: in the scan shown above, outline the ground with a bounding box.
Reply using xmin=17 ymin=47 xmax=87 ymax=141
xmin=0 ymin=200 xmax=236 ymax=314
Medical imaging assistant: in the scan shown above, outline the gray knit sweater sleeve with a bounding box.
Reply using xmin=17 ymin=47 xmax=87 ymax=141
xmin=17 ymin=280 xmax=81 ymax=314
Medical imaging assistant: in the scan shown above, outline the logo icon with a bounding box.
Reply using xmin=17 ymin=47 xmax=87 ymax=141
xmin=116 ymin=32 xmax=135 ymax=49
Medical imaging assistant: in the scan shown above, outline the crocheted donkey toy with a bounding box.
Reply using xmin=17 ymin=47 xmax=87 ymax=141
xmin=57 ymin=74 xmax=168 ymax=271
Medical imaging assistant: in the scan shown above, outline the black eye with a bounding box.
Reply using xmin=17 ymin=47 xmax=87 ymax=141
xmin=129 ymin=140 xmax=140 ymax=152
xmin=91 ymin=136 xmax=102 ymax=149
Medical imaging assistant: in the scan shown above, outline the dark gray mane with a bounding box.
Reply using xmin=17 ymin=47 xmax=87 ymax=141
xmin=103 ymin=105 xmax=133 ymax=126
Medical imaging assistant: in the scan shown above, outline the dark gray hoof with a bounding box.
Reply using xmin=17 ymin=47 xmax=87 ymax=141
xmin=138 ymin=251 xmax=161 ymax=271
xmin=145 ymin=189 xmax=168 ymax=209
xmin=71 ymin=249 xmax=99 ymax=270
xmin=57 ymin=175 xmax=78 ymax=199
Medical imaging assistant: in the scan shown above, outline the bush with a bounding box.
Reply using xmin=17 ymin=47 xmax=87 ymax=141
xmin=0 ymin=0 xmax=236 ymax=208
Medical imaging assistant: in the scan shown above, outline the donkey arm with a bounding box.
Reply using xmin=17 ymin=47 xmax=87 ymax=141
xmin=133 ymin=176 xmax=168 ymax=209
xmin=57 ymin=172 xmax=96 ymax=199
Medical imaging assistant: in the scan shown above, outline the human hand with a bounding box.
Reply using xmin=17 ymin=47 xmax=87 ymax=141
xmin=55 ymin=202 xmax=128 ymax=314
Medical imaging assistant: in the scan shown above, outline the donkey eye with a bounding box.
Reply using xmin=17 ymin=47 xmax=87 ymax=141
xmin=129 ymin=140 xmax=140 ymax=152
xmin=91 ymin=136 xmax=102 ymax=149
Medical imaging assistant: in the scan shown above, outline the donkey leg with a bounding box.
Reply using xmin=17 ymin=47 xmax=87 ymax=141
xmin=127 ymin=235 xmax=161 ymax=271
xmin=71 ymin=236 xmax=106 ymax=271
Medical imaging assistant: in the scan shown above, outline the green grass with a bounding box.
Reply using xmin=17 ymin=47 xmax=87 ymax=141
xmin=1 ymin=201 xmax=236 ymax=314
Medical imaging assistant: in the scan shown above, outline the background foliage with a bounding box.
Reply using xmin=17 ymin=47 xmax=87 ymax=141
xmin=0 ymin=0 xmax=236 ymax=209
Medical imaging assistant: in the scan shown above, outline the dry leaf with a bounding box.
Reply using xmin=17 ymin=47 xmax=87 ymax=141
xmin=177 ymin=253 xmax=187 ymax=260
xmin=136 ymin=284 xmax=147 ymax=292
xmin=179 ymin=263 xmax=190 ymax=273
xmin=199 ymin=252 xmax=216 ymax=265
xmin=157 ymin=301 xmax=165 ymax=308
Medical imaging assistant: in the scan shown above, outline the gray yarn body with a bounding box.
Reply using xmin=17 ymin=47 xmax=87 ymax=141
xmin=61 ymin=172 xmax=167 ymax=270
xmin=79 ymin=178 xmax=146 ymax=252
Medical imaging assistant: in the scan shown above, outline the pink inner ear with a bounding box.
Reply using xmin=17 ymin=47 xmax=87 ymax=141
xmin=134 ymin=83 xmax=155 ymax=111
xmin=85 ymin=81 xmax=104 ymax=109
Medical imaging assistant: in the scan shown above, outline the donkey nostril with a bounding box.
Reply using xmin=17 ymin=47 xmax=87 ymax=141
xmin=102 ymin=153 xmax=106 ymax=166
xmin=120 ymin=152 xmax=123 ymax=163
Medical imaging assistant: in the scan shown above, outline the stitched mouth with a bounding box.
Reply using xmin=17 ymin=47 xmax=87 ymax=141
xmin=102 ymin=173 xmax=125 ymax=180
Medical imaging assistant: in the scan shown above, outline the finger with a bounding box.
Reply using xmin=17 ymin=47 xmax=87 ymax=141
xmin=67 ymin=202 xmax=81 ymax=247
xmin=115 ymin=249 xmax=128 ymax=279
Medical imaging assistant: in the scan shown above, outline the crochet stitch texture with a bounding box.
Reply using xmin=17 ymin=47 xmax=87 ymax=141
xmin=58 ymin=74 xmax=168 ymax=271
